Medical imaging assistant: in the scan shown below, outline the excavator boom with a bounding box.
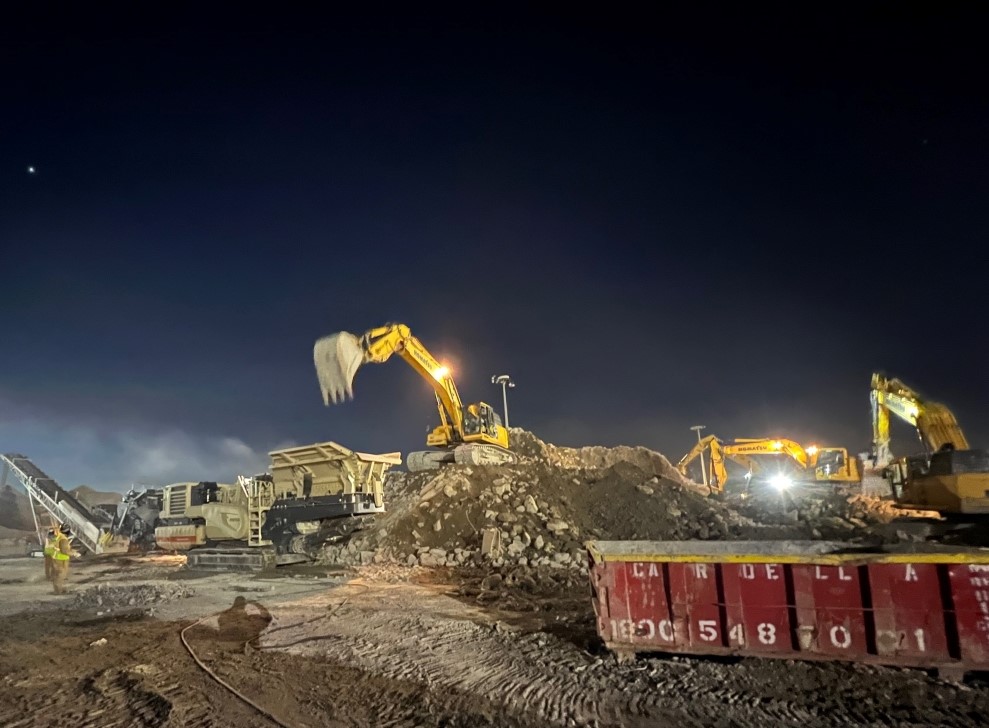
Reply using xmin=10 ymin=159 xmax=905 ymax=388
xmin=315 ymin=323 xmax=515 ymax=471
xmin=870 ymin=372 xmax=986 ymax=516
xmin=871 ymin=373 xmax=969 ymax=466
xmin=677 ymin=435 xmax=859 ymax=493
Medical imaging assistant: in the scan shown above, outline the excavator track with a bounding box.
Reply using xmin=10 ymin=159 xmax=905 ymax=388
xmin=407 ymin=451 xmax=454 ymax=472
xmin=453 ymin=443 xmax=517 ymax=466
xmin=406 ymin=445 xmax=517 ymax=472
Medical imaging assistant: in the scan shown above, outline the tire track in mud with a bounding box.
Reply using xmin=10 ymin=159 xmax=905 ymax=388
xmin=263 ymin=601 xmax=694 ymax=726
xmin=260 ymin=586 xmax=988 ymax=728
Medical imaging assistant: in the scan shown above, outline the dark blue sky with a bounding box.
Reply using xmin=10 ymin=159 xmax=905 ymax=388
xmin=2 ymin=5 xmax=987 ymax=488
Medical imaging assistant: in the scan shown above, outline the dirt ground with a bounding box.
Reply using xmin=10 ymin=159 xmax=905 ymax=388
xmin=2 ymin=554 xmax=989 ymax=728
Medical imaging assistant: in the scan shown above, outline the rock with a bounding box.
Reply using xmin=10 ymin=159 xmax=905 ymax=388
xmin=515 ymin=505 xmax=526 ymax=513
xmin=546 ymin=520 xmax=570 ymax=534
xmin=783 ymin=510 xmax=800 ymax=524
xmin=497 ymin=512 xmax=518 ymax=524
xmin=553 ymin=552 xmax=572 ymax=565
xmin=524 ymin=495 xmax=539 ymax=514
xmin=484 ymin=510 xmax=498 ymax=521
xmin=493 ymin=480 xmax=512 ymax=497
xmin=667 ymin=505 xmax=682 ymax=518
xmin=521 ymin=531 xmax=532 ymax=547
xmin=419 ymin=549 xmax=447 ymax=567
xmin=433 ymin=519 xmax=443 ymax=532
xmin=507 ymin=538 xmax=525 ymax=556
xmin=636 ymin=484 xmax=655 ymax=495
xmin=443 ymin=484 xmax=458 ymax=498
xmin=481 ymin=574 xmax=503 ymax=591
xmin=535 ymin=535 xmax=545 ymax=550
xmin=481 ymin=528 xmax=502 ymax=557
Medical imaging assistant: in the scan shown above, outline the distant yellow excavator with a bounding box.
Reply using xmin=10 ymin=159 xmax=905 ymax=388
xmin=677 ymin=435 xmax=861 ymax=494
xmin=871 ymin=372 xmax=989 ymax=515
xmin=314 ymin=323 xmax=517 ymax=472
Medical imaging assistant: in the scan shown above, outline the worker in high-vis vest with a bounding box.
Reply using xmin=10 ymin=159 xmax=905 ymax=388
xmin=51 ymin=524 xmax=72 ymax=595
xmin=43 ymin=527 xmax=57 ymax=582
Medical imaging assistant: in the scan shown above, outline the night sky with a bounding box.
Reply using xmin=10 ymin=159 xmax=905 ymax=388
xmin=2 ymin=5 xmax=987 ymax=489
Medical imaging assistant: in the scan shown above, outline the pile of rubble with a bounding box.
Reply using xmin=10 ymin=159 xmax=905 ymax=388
xmin=731 ymin=491 xmax=940 ymax=542
xmin=322 ymin=430 xmax=928 ymax=572
xmin=72 ymin=582 xmax=195 ymax=613
xmin=325 ymin=431 xmax=762 ymax=570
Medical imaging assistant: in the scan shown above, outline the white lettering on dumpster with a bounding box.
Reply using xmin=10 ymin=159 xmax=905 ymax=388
xmin=757 ymin=622 xmax=777 ymax=644
xmin=697 ymin=620 xmax=718 ymax=642
xmin=815 ymin=566 xmax=853 ymax=581
xmin=765 ymin=564 xmax=780 ymax=580
xmin=740 ymin=564 xmax=756 ymax=580
xmin=631 ymin=562 xmax=661 ymax=579
xmin=904 ymin=564 xmax=918 ymax=582
xmin=609 ymin=618 xmax=675 ymax=642
xmin=692 ymin=563 xmax=709 ymax=579
xmin=829 ymin=625 xmax=852 ymax=649
xmin=914 ymin=628 xmax=927 ymax=652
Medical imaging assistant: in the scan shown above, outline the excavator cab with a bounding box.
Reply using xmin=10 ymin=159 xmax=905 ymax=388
xmin=463 ymin=402 xmax=501 ymax=437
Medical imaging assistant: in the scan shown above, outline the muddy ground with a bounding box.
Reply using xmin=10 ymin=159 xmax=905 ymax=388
xmin=1 ymin=554 xmax=988 ymax=727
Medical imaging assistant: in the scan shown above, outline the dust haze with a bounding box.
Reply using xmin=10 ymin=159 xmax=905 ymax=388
xmin=0 ymin=395 xmax=285 ymax=490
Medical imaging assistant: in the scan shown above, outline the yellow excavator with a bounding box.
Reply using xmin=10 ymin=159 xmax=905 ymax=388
xmin=678 ymin=435 xmax=860 ymax=494
xmin=314 ymin=323 xmax=517 ymax=472
xmin=871 ymin=372 xmax=989 ymax=515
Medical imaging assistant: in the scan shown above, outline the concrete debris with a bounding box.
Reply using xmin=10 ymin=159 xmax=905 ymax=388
xmin=317 ymin=430 xmax=936 ymax=579
xmin=72 ymin=582 xmax=195 ymax=612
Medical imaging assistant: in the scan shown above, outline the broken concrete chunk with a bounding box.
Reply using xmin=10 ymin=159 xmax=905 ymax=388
xmin=480 ymin=528 xmax=502 ymax=557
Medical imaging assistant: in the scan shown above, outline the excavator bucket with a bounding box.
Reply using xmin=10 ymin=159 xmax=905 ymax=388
xmin=314 ymin=332 xmax=365 ymax=404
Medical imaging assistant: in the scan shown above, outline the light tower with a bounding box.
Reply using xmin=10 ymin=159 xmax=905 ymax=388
xmin=491 ymin=374 xmax=515 ymax=428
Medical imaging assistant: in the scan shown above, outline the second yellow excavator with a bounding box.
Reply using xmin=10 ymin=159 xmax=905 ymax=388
xmin=677 ymin=435 xmax=860 ymax=494
xmin=314 ymin=323 xmax=517 ymax=472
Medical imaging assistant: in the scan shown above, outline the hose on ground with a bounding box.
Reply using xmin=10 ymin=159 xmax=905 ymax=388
xmin=180 ymin=615 xmax=295 ymax=728
xmin=178 ymin=580 xmax=368 ymax=727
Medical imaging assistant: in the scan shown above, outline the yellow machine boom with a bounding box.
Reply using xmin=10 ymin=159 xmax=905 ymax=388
xmin=677 ymin=435 xmax=860 ymax=494
xmin=870 ymin=372 xmax=988 ymax=515
xmin=314 ymin=323 xmax=517 ymax=472
xmin=870 ymin=372 xmax=969 ymax=467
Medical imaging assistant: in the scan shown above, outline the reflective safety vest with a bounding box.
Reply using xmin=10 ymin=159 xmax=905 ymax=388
xmin=53 ymin=535 xmax=71 ymax=561
xmin=43 ymin=535 xmax=56 ymax=558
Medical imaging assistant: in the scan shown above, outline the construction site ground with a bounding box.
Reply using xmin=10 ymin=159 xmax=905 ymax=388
xmin=3 ymin=431 xmax=988 ymax=726
xmin=1 ymin=552 xmax=988 ymax=728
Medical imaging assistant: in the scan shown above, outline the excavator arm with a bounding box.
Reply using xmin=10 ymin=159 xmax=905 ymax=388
xmin=870 ymin=373 xmax=969 ymax=466
xmin=726 ymin=438 xmax=809 ymax=468
xmin=676 ymin=435 xmax=729 ymax=491
xmin=314 ymin=322 xmax=514 ymax=470
xmin=315 ymin=323 xmax=466 ymax=438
